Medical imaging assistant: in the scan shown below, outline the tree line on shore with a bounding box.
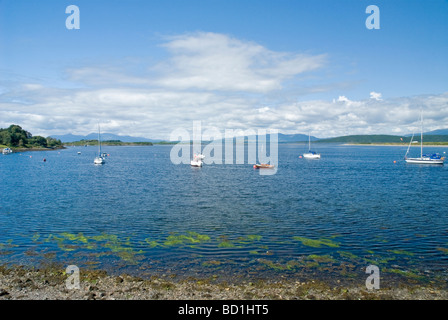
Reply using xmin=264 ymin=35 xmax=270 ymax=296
xmin=0 ymin=125 xmax=62 ymax=149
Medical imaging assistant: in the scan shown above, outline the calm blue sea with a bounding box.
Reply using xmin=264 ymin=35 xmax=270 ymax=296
xmin=1 ymin=144 xmax=448 ymax=286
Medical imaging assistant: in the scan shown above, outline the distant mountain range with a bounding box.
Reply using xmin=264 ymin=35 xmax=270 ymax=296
xmin=51 ymin=132 xmax=317 ymax=143
xmin=50 ymin=133 xmax=162 ymax=143
xmin=51 ymin=129 xmax=448 ymax=144
xmin=405 ymin=128 xmax=448 ymax=136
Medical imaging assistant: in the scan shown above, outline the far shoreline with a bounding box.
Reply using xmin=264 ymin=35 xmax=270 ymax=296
xmin=342 ymin=143 xmax=448 ymax=147
xmin=5 ymin=146 xmax=66 ymax=153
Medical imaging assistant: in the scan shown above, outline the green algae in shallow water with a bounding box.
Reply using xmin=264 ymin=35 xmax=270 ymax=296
xmin=383 ymin=268 xmax=423 ymax=279
xmin=437 ymin=247 xmax=448 ymax=254
xmin=164 ymin=231 xmax=210 ymax=247
xmin=293 ymin=236 xmax=340 ymax=248
xmin=0 ymin=241 xmax=16 ymax=256
xmin=337 ymin=251 xmax=359 ymax=260
xmin=306 ymin=254 xmax=336 ymax=263
xmin=59 ymin=232 xmax=89 ymax=244
xmin=247 ymin=235 xmax=262 ymax=241
xmin=236 ymin=235 xmax=263 ymax=244
xmin=144 ymin=238 xmax=159 ymax=248
xmin=44 ymin=232 xmax=144 ymax=264
xmin=218 ymin=240 xmax=236 ymax=248
xmin=201 ymin=260 xmax=222 ymax=267
xmin=0 ymin=240 xmax=18 ymax=250
xmin=257 ymin=258 xmax=300 ymax=271
xmin=91 ymin=233 xmax=119 ymax=242
xmin=101 ymin=237 xmax=143 ymax=263
xmin=388 ymin=250 xmax=415 ymax=256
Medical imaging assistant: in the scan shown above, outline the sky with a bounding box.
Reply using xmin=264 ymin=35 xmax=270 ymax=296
xmin=0 ymin=0 xmax=447 ymax=139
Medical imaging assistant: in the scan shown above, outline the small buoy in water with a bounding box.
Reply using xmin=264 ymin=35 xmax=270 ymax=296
xmin=299 ymin=155 xmax=302 ymax=158
xmin=43 ymin=158 xmax=46 ymax=162
xmin=393 ymin=160 xmax=396 ymax=164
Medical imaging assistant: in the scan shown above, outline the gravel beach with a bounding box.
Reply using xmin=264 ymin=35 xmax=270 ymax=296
xmin=1 ymin=265 xmax=447 ymax=300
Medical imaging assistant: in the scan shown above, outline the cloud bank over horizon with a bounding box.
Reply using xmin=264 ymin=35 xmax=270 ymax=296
xmin=1 ymin=32 xmax=447 ymax=139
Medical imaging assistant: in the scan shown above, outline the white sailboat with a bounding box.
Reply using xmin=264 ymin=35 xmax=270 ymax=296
xmin=190 ymin=154 xmax=203 ymax=167
xmin=404 ymin=111 xmax=444 ymax=165
xmin=302 ymin=133 xmax=321 ymax=159
xmin=94 ymin=124 xmax=106 ymax=165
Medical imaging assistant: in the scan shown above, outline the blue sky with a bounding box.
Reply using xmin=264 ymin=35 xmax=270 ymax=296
xmin=1 ymin=0 xmax=447 ymax=138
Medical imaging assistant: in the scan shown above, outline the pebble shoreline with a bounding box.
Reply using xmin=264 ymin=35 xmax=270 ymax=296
xmin=1 ymin=265 xmax=447 ymax=300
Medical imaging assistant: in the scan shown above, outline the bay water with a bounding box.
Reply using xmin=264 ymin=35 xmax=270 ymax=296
xmin=1 ymin=144 xmax=447 ymax=286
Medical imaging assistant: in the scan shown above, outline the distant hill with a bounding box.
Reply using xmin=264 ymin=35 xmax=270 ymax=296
xmin=50 ymin=133 xmax=161 ymax=143
xmin=65 ymin=139 xmax=153 ymax=146
xmin=423 ymin=128 xmax=448 ymax=135
xmin=404 ymin=128 xmax=448 ymax=136
xmin=51 ymin=131 xmax=448 ymax=145
xmin=278 ymin=133 xmax=318 ymax=142
xmin=318 ymin=135 xmax=406 ymax=144
xmin=318 ymin=134 xmax=448 ymax=144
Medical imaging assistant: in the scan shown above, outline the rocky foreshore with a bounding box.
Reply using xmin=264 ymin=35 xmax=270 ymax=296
xmin=1 ymin=265 xmax=447 ymax=300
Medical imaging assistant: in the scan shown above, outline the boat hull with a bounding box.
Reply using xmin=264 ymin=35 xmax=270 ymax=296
xmin=94 ymin=157 xmax=105 ymax=165
xmin=190 ymin=160 xmax=203 ymax=167
xmin=405 ymin=158 xmax=444 ymax=165
xmin=303 ymin=153 xmax=321 ymax=159
xmin=253 ymin=164 xmax=275 ymax=169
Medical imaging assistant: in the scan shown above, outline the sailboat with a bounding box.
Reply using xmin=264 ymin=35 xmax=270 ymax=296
xmin=404 ymin=111 xmax=444 ymax=165
xmin=253 ymin=144 xmax=275 ymax=169
xmin=93 ymin=124 xmax=106 ymax=165
xmin=302 ymin=133 xmax=321 ymax=159
xmin=190 ymin=154 xmax=203 ymax=167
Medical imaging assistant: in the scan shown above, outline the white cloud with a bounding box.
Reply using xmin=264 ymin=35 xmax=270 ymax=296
xmin=154 ymin=32 xmax=326 ymax=93
xmin=370 ymin=91 xmax=382 ymax=100
xmin=1 ymin=32 xmax=447 ymax=140
xmin=1 ymin=86 xmax=448 ymax=139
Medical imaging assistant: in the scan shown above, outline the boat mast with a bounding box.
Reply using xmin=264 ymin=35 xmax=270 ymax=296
xmin=98 ymin=123 xmax=102 ymax=156
xmin=420 ymin=110 xmax=423 ymax=158
xmin=308 ymin=133 xmax=311 ymax=151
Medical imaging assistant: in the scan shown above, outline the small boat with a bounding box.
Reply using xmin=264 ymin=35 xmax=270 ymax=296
xmin=190 ymin=154 xmax=203 ymax=167
xmin=190 ymin=159 xmax=203 ymax=167
xmin=2 ymin=147 xmax=12 ymax=154
xmin=77 ymin=151 xmax=81 ymax=155
xmin=405 ymin=111 xmax=444 ymax=165
xmin=253 ymin=163 xmax=275 ymax=169
xmin=405 ymin=153 xmax=444 ymax=164
xmin=94 ymin=123 xmax=105 ymax=165
xmin=94 ymin=156 xmax=105 ymax=165
xmin=303 ymin=151 xmax=321 ymax=159
xmin=302 ymin=133 xmax=320 ymax=159
xmin=254 ymin=144 xmax=275 ymax=169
